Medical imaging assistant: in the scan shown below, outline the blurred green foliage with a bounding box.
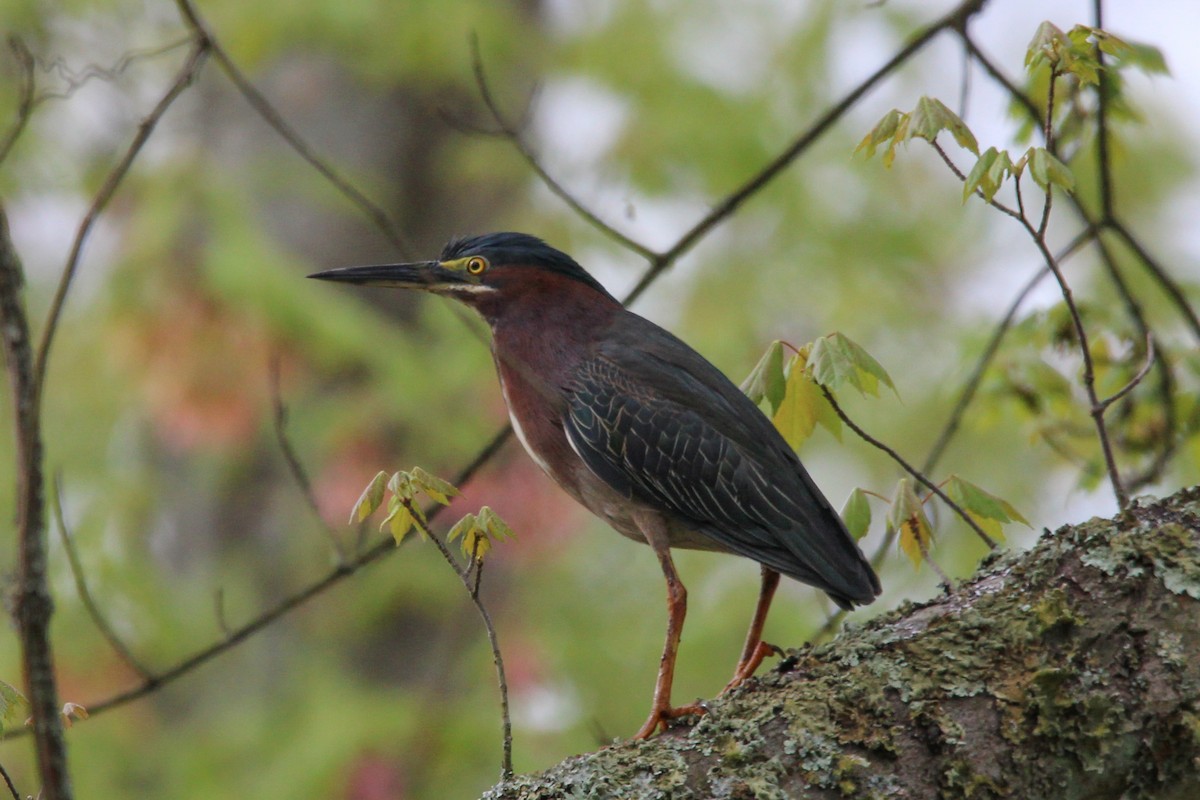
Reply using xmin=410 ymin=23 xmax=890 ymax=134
xmin=0 ymin=1 xmax=1197 ymax=798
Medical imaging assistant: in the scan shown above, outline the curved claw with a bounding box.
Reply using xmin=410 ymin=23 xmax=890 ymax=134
xmin=633 ymin=701 xmax=707 ymax=740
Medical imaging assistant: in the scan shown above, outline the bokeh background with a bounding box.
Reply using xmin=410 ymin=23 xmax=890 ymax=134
xmin=1 ymin=0 xmax=1198 ymax=797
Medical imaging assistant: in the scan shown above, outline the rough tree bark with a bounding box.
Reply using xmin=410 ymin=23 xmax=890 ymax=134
xmin=483 ymin=486 xmax=1200 ymax=800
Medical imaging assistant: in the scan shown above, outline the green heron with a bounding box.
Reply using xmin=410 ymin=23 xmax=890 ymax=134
xmin=310 ymin=232 xmax=880 ymax=738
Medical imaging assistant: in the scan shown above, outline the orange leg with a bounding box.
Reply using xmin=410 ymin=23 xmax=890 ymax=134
xmin=722 ymin=566 xmax=783 ymax=693
xmin=633 ymin=532 xmax=706 ymax=739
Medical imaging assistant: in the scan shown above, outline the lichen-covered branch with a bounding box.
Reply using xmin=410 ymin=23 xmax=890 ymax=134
xmin=484 ymin=487 xmax=1200 ymax=800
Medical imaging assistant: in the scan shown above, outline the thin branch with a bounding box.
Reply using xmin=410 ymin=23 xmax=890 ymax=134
xmin=915 ymin=530 xmax=953 ymax=588
xmin=173 ymin=0 xmax=412 ymax=259
xmin=1 ymin=205 xmax=72 ymax=799
xmin=0 ymin=37 xmax=36 ymax=166
xmin=1036 ymin=66 xmax=1058 ymax=238
xmin=930 ymin=140 xmax=1023 ymax=221
xmin=29 ymin=36 xmax=195 ymax=107
xmin=820 ymin=386 xmax=998 ymax=549
xmin=52 ymin=475 xmax=155 ymax=681
xmin=269 ymin=355 xmax=347 ymax=563
xmin=1019 ymin=213 xmax=1127 ymax=508
xmin=636 ymin=0 xmax=991 ymax=307
xmin=961 ymin=30 xmax=1200 ymax=347
xmin=1092 ymin=0 xmax=1114 ymax=219
xmin=33 ymin=41 xmax=209 ymax=402
xmin=468 ymin=35 xmax=658 ymax=262
xmin=406 ymin=501 xmax=512 ymax=781
xmin=0 ymin=425 xmax=514 ymax=742
xmin=921 ymin=232 xmax=1091 ymax=475
xmin=997 ymin=58 xmax=1125 ymax=507
xmin=1098 ymin=335 xmax=1155 ymax=412
xmin=1108 ymin=218 xmax=1200 ymax=341
xmin=0 ymin=762 xmax=19 ymax=800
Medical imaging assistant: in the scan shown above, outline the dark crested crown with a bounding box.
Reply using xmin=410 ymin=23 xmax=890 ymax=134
xmin=441 ymin=232 xmax=615 ymax=298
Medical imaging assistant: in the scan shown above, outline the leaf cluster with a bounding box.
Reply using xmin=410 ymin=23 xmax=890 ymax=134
xmin=741 ymin=333 xmax=895 ymax=452
xmin=350 ymin=467 xmax=516 ymax=561
xmin=742 ymin=336 xmax=1026 ymax=571
xmin=857 ymin=96 xmax=1074 ymax=203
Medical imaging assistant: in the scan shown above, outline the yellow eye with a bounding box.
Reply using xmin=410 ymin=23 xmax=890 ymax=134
xmin=466 ymin=256 xmax=488 ymax=275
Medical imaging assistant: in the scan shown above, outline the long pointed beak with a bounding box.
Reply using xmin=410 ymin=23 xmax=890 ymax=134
xmin=307 ymin=261 xmax=458 ymax=290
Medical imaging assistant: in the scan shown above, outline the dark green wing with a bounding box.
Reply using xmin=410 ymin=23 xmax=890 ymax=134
xmin=563 ymin=312 xmax=880 ymax=608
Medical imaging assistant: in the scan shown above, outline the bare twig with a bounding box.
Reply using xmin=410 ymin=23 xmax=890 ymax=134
xmin=1108 ymin=218 xmax=1200 ymax=341
xmin=915 ymin=529 xmax=953 ymax=587
xmin=0 ymin=426 xmax=514 ymax=743
xmin=29 ymin=36 xmax=195 ymax=106
xmin=1092 ymin=0 xmax=1114 ymax=219
xmin=820 ymin=386 xmax=998 ymax=549
xmin=52 ymin=475 xmax=155 ymax=681
xmin=1097 ymin=335 xmax=1156 ymax=412
xmin=922 ymin=232 xmax=1091 ymax=475
xmin=172 ymin=0 xmax=412 ymax=258
xmin=468 ymin=35 xmax=657 ymax=262
xmin=930 ymin=140 xmax=1023 ymax=221
xmin=926 ymin=56 xmax=1127 ymax=508
xmin=0 ymin=37 xmax=36 ymax=166
xmin=406 ymin=501 xmax=513 ymax=781
xmin=623 ymin=0 xmax=990 ymax=305
xmin=33 ymin=41 xmax=208 ymax=402
xmin=1019 ymin=65 xmax=1126 ymax=508
xmin=0 ymin=762 xmax=19 ymax=800
xmin=1 ymin=206 xmax=72 ymax=799
xmin=269 ymin=356 xmax=347 ymax=563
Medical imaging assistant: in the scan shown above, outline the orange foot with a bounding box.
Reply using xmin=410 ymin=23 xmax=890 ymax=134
xmin=633 ymin=701 xmax=707 ymax=739
xmin=720 ymin=640 xmax=785 ymax=695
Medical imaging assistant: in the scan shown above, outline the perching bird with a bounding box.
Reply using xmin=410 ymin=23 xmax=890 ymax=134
xmin=310 ymin=232 xmax=880 ymax=738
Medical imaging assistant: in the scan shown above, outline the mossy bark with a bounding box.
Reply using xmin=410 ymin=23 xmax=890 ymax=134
xmin=483 ymin=486 xmax=1200 ymax=800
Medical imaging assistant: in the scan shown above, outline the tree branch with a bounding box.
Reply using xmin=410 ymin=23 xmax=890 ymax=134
xmin=1 ymin=205 xmax=72 ymax=799
xmin=483 ymin=487 xmax=1200 ymax=799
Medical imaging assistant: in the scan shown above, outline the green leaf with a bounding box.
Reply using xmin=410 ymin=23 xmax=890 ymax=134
xmin=0 ymin=680 xmax=28 ymax=735
xmin=448 ymin=509 xmax=515 ymax=560
xmin=350 ymin=471 xmax=389 ymax=524
xmin=478 ymin=506 xmax=516 ymax=543
xmin=887 ymin=478 xmax=934 ymax=568
xmin=411 ymin=466 xmax=460 ymax=506
xmin=963 ymin=147 xmax=1015 ymax=204
xmin=740 ymin=340 xmax=787 ymax=412
xmin=1120 ymin=40 xmax=1169 ymax=75
xmin=381 ymin=497 xmax=415 ymax=544
xmin=1027 ymin=147 xmax=1075 ymax=192
xmin=945 ymin=476 xmax=1030 ymax=542
xmin=806 ymin=333 xmax=896 ymax=397
xmin=772 ymin=357 xmax=821 ymax=450
xmin=447 ymin=512 xmax=478 ymax=553
xmin=855 ymin=108 xmax=905 ymax=161
xmin=841 ymin=488 xmax=871 ymax=542
xmin=908 ymin=96 xmax=978 ymax=155
xmin=1026 ymin=21 xmax=1065 ymax=70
